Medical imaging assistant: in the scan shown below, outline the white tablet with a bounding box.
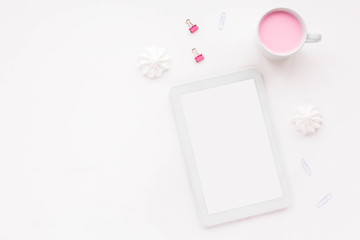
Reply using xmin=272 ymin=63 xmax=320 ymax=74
xmin=171 ymin=69 xmax=290 ymax=227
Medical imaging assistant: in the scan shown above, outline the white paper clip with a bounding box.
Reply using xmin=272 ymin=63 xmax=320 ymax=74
xmin=301 ymin=159 xmax=312 ymax=176
xmin=219 ymin=12 xmax=227 ymax=30
xmin=317 ymin=193 xmax=332 ymax=208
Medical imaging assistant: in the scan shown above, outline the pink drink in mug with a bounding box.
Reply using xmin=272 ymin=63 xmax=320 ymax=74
xmin=257 ymin=8 xmax=321 ymax=60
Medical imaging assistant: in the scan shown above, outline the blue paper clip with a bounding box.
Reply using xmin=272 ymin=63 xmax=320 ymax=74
xmin=317 ymin=193 xmax=332 ymax=208
xmin=301 ymin=158 xmax=312 ymax=176
xmin=219 ymin=12 xmax=227 ymax=30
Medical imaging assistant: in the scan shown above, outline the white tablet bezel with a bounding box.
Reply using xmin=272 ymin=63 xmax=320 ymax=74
xmin=170 ymin=69 xmax=290 ymax=227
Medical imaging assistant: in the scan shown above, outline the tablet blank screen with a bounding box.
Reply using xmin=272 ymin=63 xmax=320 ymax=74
xmin=181 ymin=79 xmax=283 ymax=214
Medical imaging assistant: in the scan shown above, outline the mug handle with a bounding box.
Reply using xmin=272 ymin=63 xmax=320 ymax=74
xmin=305 ymin=33 xmax=322 ymax=43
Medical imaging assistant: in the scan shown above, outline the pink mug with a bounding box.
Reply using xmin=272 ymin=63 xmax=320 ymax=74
xmin=257 ymin=8 xmax=321 ymax=60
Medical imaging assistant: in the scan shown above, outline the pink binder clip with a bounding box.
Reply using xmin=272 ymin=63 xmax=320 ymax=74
xmin=186 ymin=19 xmax=199 ymax=33
xmin=192 ymin=48 xmax=204 ymax=62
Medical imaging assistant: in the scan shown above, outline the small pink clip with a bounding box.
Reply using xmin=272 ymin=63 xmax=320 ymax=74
xmin=186 ymin=19 xmax=199 ymax=33
xmin=192 ymin=48 xmax=204 ymax=62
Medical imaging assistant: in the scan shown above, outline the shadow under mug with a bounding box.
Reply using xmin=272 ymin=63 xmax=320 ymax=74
xmin=257 ymin=8 xmax=321 ymax=60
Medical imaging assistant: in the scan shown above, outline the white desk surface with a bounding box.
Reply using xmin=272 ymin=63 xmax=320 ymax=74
xmin=0 ymin=0 xmax=359 ymax=239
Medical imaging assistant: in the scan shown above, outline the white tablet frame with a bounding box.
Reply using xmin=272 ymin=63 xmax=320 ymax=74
xmin=170 ymin=69 xmax=290 ymax=227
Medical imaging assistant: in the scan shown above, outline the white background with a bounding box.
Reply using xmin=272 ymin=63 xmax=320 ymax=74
xmin=0 ymin=0 xmax=359 ymax=239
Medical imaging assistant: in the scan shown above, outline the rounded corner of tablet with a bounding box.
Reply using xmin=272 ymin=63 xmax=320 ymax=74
xmin=170 ymin=86 xmax=180 ymax=98
xmin=248 ymin=68 xmax=263 ymax=80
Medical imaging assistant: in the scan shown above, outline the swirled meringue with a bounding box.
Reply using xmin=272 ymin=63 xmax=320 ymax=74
xmin=292 ymin=105 xmax=322 ymax=135
xmin=138 ymin=46 xmax=170 ymax=78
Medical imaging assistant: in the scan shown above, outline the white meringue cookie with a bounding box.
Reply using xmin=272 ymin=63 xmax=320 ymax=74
xmin=138 ymin=46 xmax=170 ymax=79
xmin=292 ymin=105 xmax=322 ymax=135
